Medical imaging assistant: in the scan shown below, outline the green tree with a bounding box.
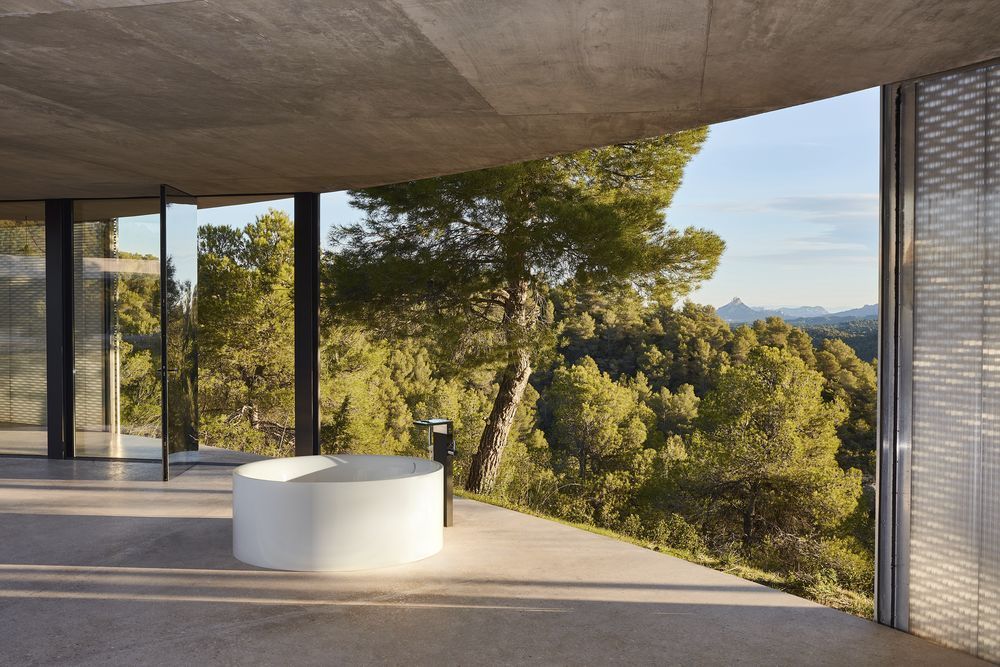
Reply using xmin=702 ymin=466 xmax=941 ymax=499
xmin=554 ymin=282 xmax=648 ymax=379
xmin=727 ymin=324 xmax=758 ymax=366
xmin=686 ymin=346 xmax=861 ymax=555
xmin=198 ymin=210 xmax=296 ymax=455
xmin=648 ymin=382 xmax=699 ymax=438
xmin=814 ymin=338 xmax=877 ymax=476
xmin=485 ymin=383 xmax=558 ymax=510
xmin=544 ymin=357 xmax=656 ymax=525
xmin=327 ymin=132 xmax=724 ymax=493
xmin=814 ymin=338 xmax=878 ymax=558
xmin=751 ymin=317 xmax=816 ymax=368
xmin=318 ymin=326 xmax=418 ymax=456
xmin=639 ymin=301 xmax=732 ymax=393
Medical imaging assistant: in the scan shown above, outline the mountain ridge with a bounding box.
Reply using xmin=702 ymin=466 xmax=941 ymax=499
xmin=717 ymin=298 xmax=878 ymax=324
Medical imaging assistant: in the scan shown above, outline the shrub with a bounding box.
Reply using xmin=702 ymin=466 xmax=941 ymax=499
xmin=648 ymin=513 xmax=705 ymax=553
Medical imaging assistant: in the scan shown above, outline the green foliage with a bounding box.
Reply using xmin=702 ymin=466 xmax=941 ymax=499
xmin=544 ymin=357 xmax=656 ymax=526
xmin=641 ymin=302 xmax=734 ymax=393
xmin=329 ymin=130 xmax=723 ymax=348
xmin=318 ymin=328 xmax=418 ymax=456
xmin=728 ymin=324 xmax=758 ymax=365
xmin=685 ymin=347 xmax=862 ymax=554
xmin=487 ymin=428 xmax=559 ymax=512
xmin=553 ymin=283 xmax=648 ymax=379
xmin=118 ymin=341 xmax=160 ymax=436
xmin=198 ymin=209 xmax=296 ymax=456
xmin=803 ymin=319 xmax=878 ymax=362
xmin=815 ymin=338 xmax=877 ymax=476
xmin=751 ymin=317 xmax=817 ymax=367
xmin=646 ymin=383 xmax=699 ymax=447
xmin=558 ymin=297 xmax=736 ymax=395
xmin=647 ymin=513 xmax=706 ymax=553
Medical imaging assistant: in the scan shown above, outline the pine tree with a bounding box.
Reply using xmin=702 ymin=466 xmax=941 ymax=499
xmin=686 ymin=346 xmax=862 ymax=554
xmin=327 ymin=132 xmax=723 ymax=493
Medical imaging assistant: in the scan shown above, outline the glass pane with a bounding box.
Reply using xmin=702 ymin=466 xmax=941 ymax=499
xmin=164 ymin=189 xmax=199 ymax=477
xmin=0 ymin=201 xmax=46 ymax=455
xmin=197 ymin=196 xmax=294 ymax=459
xmin=73 ymin=198 xmax=161 ymax=459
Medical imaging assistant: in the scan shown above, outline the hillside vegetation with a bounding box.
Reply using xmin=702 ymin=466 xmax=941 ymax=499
xmin=802 ymin=319 xmax=878 ymax=362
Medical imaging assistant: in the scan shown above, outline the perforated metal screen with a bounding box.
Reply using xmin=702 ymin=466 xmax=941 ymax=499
xmin=909 ymin=62 xmax=999 ymax=660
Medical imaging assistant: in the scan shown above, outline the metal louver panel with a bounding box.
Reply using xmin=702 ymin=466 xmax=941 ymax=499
xmin=909 ymin=62 xmax=999 ymax=661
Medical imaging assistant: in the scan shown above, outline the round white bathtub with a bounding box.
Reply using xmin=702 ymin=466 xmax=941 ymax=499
xmin=233 ymin=455 xmax=443 ymax=571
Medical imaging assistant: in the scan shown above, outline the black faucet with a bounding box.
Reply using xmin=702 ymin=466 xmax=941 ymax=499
xmin=414 ymin=418 xmax=455 ymax=527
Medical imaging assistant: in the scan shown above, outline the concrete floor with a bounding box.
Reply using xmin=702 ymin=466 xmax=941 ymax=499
xmin=0 ymin=456 xmax=986 ymax=666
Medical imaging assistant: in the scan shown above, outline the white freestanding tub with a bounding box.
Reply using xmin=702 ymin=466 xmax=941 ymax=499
xmin=233 ymin=455 xmax=443 ymax=571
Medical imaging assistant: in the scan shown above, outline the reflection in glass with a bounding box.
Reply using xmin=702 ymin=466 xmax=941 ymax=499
xmin=73 ymin=199 xmax=161 ymax=459
xmin=0 ymin=202 xmax=47 ymax=455
xmin=164 ymin=190 xmax=199 ymax=476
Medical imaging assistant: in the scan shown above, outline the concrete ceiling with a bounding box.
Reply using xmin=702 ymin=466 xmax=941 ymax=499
xmin=0 ymin=0 xmax=997 ymax=200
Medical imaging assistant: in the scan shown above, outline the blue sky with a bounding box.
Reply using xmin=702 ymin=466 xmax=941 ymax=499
xmin=676 ymin=88 xmax=879 ymax=311
xmin=198 ymin=87 xmax=880 ymax=312
xmin=196 ymin=193 xmax=357 ymax=251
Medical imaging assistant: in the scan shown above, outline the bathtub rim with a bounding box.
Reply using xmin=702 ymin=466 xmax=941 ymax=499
xmin=232 ymin=453 xmax=443 ymax=485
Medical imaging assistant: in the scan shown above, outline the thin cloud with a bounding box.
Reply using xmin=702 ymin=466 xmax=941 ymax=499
xmin=679 ymin=193 xmax=877 ymax=224
xmin=741 ymin=253 xmax=876 ymax=266
xmin=765 ymin=194 xmax=877 ymax=217
xmin=730 ymin=246 xmax=876 ymax=265
xmin=727 ymin=233 xmax=874 ymax=265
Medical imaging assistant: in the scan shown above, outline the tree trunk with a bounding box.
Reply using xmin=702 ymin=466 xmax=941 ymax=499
xmin=465 ymin=347 xmax=532 ymax=494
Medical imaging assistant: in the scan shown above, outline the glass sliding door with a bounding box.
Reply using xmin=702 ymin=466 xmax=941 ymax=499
xmin=73 ymin=199 xmax=162 ymax=459
xmin=0 ymin=201 xmax=47 ymax=455
xmin=163 ymin=187 xmax=199 ymax=478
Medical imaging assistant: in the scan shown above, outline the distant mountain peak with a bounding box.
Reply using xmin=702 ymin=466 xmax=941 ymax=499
xmin=717 ymin=297 xmax=763 ymax=323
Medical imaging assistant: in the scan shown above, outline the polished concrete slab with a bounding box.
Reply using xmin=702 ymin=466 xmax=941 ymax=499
xmin=0 ymin=455 xmax=987 ymax=666
xmin=0 ymin=430 xmax=162 ymax=460
xmin=0 ymin=1 xmax=998 ymax=199
xmin=0 ymin=439 xmax=266 ymax=463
